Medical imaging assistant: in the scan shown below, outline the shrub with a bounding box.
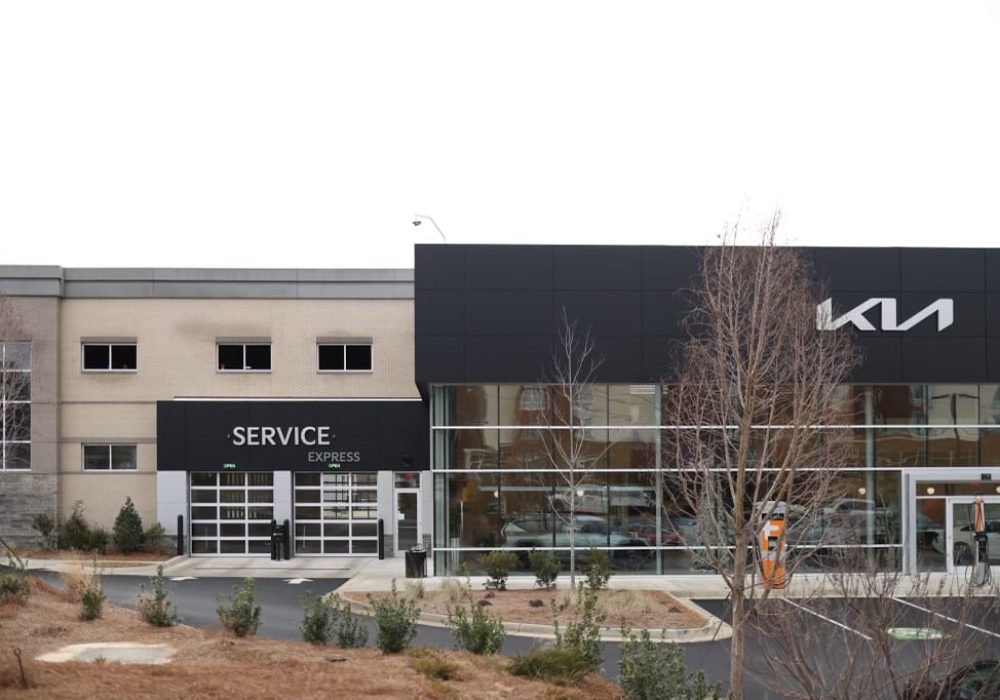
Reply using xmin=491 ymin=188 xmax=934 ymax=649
xmin=79 ymin=563 xmax=105 ymax=621
xmin=30 ymin=513 xmax=57 ymax=550
xmin=407 ymin=647 xmax=460 ymax=681
xmin=59 ymin=501 xmax=91 ymax=550
xmin=138 ymin=565 xmax=178 ymax=627
xmin=585 ymin=547 xmax=610 ymax=591
xmin=330 ymin=595 xmax=368 ymax=648
xmin=299 ymin=595 xmax=333 ymax=645
xmin=509 ymin=647 xmax=592 ymax=684
xmin=113 ymin=497 xmax=145 ymax=554
xmin=479 ymin=550 xmax=517 ymax=591
xmin=555 ymin=584 xmax=604 ymax=673
xmin=529 ymin=549 xmax=559 ymax=590
xmin=619 ymin=626 xmax=722 ymax=700
xmin=370 ymin=580 xmax=419 ymax=653
xmin=143 ymin=523 xmax=168 ymax=554
xmin=447 ymin=602 xmax=505 ymax=655
xmin=216 ymin=578 xmax=262 ymax=637
xmin=0 ymin=554 xmax=31 ymax=604
xmin=88 ymin=528 xmax=109 ymax=554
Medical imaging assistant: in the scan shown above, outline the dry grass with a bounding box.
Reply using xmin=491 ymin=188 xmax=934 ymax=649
xmin=353 ymin=584 xmax=705 ymax=630
xmin=16 ymin=549 xmax=172 ymax=563
xmin=0 ymin=577 xmax=621 ymax=699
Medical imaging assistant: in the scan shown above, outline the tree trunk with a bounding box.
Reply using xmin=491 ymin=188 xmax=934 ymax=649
xmin=569 ymin=486 xmax=576 ymax=588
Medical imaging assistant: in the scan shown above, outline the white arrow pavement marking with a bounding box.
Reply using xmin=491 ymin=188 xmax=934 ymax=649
xmin=169 ymin=577 xmax=198 ymax=582
xmin=286 ymin=578 xmax=314 ymax=585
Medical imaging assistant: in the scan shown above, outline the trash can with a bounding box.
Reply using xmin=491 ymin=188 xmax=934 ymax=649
xmin=404 ymin=545 xmax=426 ymax=578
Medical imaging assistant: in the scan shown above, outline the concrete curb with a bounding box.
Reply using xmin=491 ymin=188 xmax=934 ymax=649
xmin=25 ymin=555 xmax=184 ymax=576
xmin=335 ymin=592 xmax=732 ymax=643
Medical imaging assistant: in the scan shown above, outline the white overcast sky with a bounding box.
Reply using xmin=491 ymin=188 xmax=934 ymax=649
xmin=1 ymin=2 xmax=998 ymax=269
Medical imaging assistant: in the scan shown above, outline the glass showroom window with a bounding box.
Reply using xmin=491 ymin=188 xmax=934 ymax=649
xmin=217 ymin=343 xmax=271 ymax=371
xmin=83 ymin=444 xmax=137 ymax=471
xmin=82 ymin=342 xmax=137 ymax=371
xmin=1 ymin=341 xmax=30 ymax=470
xmin=318 ymin=343 xmax=372 ymax=371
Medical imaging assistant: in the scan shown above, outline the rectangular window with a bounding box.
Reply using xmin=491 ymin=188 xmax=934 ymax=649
xmin=1 ymin=341 xmax=31 ymax=470
xmin=82 ymin=342 xmax=137 ymax=371
xmin=83 ymin=444 xmax=137 ymax=471
xmin=318 ymin=342 xmax=372 ymax=372
xmin=218 ymin=343 xmax=271 ymax=371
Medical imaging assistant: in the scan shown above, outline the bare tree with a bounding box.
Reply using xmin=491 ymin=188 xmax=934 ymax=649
xmin=661 ymin=214 xmax=860 ymax=699
xmin=538 ymin=308 xmax=614 ymax=588
xmin=0 ymin=296 xmax=29 ymax=469
xmin=749 ymin=550 xmax=1000 ymax=699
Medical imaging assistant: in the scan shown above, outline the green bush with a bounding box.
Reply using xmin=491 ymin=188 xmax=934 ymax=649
xmin=479 ymin=550 xmax=517 ymax=591
xmin=79 ymin=567 xmax=105 ymax=621
xmin=619 ymin=626 xmax=722 ymax=700
xmin=216 ymin=578 xmax=262 ymax=637
xmin=585 ymin=548 xmax=610 ymax=591
xmin=143 ymin=523 xmax=168 ymax=554
xmin=88 ymin=528 xmax=109 ymax=554
xmin=0 ymin=554 xmax=31 ymax=604
xmin=370 ymin=580 xmax=419 ymax=653
xmin=59 ymin=501 xmax=91 ymax=550
xmin=555 ymin=583 xmax=604 ymax=673
xmin=113 ymin=497 xmax=145 ymax=554
xmin=30 ymin=513 xmax=57 ymax=550
xmin=447 ymin=602 xmax=505 ymax=655
xmin=509 ymin=647 xmax=593 ymax=684
xmin=529 ymin=549 xmax=559 ymax=590
xmin=299 ymin=594 xmax=334 ymax=645
xmin=138 ymin=565 xmax=178 ymax=627
xmin=330 ymin=595 xmax=368 ymax=648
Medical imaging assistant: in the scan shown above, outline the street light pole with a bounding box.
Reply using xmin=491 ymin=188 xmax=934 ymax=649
xmin=412 ymin=215 xmax=447 ymax=242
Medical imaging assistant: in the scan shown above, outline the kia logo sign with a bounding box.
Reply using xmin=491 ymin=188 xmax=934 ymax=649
xmin=817 ymin=298 xmax=954 ymax=332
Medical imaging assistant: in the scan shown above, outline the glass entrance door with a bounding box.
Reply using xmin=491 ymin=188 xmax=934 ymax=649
xmin=396 ymin=490 xmax=420 ymax=555
xmin=946 ymin=498 xmax=1000 ymax=572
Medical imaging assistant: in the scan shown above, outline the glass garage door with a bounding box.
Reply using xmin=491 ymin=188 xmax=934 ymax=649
xmin=190 ymin=472 xmax=275 ymax=555
xmin=294 ymin=472 xmax=379 ymax=555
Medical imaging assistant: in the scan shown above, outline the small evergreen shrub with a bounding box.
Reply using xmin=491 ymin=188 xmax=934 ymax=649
xmin=299 ymin=595 xmax=333 ymax=645
xmin=79 ymin=564 xmax=105 ymax=621
xmin=30 ymin=513 xmax=57 ymax=550
xmin=216 ymin=578 xmax=262 ymax=637
xmin=370 ymin=580 xmax=419 ymax=653
xmin=619 ymin=626 xmax=722 ymax=700
xmin=447 ymin=602 xmax=505 ymax=655
xmin=0 ymin=554 xmax=31 ymax=604
xmin=509 ymin=647 xmax=592 ymax=683
xmin=88 ymin=528 xmax=109 ymax=554
xmin=479 ymin=550 xmax=517 ymax=591
xmin=113 ymin=497 xmax=145 ymax=554
xmin=585 ymin=547 xmax=610 ymax=591
xmin=59 ymin=501 xmax=92 ymax=550
xmin=138 ymin=565 xmax=178 ymax=627
xmin=529 ymin=549 xmax=559 ymax=590
xmin=556 ymin=583 xmax=604 ymax=673
xmin=330 ymin=595 xmax=368 ymax=648
xmin=143 ymin=523 xmax=168 ymax=554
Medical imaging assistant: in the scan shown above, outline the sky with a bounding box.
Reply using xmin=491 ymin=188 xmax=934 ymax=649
xmin=1 ymin=2 xmax=998 ymax=269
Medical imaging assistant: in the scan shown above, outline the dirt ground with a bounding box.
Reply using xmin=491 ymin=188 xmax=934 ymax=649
xmin=0 ymin=577 xmax=621 ymax=699
xmin=350 ymin=586 xmax=707 ymax=629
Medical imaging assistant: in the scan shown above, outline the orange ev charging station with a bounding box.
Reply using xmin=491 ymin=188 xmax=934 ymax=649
xmin=757 ymin=501 xmax=787 ymax=589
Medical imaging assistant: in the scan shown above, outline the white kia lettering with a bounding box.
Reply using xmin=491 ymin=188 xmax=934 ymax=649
xmin=817 ymin=298 xmax=953 ymax=332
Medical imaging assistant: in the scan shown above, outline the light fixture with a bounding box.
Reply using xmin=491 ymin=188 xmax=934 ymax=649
xmin=413 ymin=215 xmax=447 ymax=241
xmin=857 ymin=487 xmax=867 ymax=496
xmin=926 ymin=486 xmax=936 ymax=495
xmin=492 ymin=490 xmax=499 ymax=499
xmin=576 ymin=489 xmax=585 ymax=497
xmin=994 ymin=485 xmax=1000 ymax=494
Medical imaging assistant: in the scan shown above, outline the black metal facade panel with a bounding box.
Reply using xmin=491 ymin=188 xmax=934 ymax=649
xmin=156 ymin=401 xmax=429 ymax=472
xmin=414 ymin=244 xmax=1000 ymax=384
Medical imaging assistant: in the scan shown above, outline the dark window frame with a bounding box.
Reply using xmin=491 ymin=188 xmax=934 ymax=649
xmin=217 ymin=343 xmax=272 ymax=372
xmin=81 ymin=342 xmax=138 ymax=372
xmin=82 ymin=443 xmax=138 ymax=471
xmin=317 ymin=342 xmax=373 ymax=373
